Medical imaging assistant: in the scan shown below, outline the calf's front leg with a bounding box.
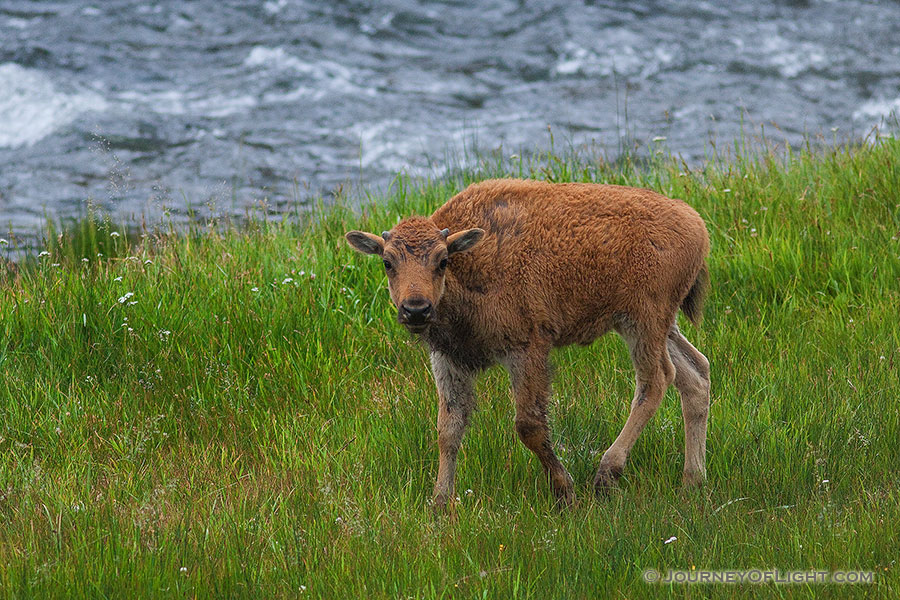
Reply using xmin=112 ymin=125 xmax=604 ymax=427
xmin=430 ymin=351 xmax=476 ymax=510
xmin=506 ymin=348 xmax=575 ymax=506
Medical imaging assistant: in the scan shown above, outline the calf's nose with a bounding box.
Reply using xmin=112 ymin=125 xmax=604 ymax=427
xmin=400 ymin=300 xmax=433 ymax=324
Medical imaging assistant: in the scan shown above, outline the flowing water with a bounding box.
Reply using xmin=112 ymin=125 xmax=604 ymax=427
xmin=1 ymin=0 xmax=899 ymax=238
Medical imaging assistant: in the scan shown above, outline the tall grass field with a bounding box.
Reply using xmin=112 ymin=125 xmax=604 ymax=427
xmin=1 ymin=137 xmax=899 ymax=598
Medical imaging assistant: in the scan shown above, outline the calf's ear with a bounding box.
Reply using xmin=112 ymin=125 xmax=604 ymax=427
xmin=446 ymin=228 xmax=485 ymax=255
xmin=345 ymin=230 xmax=385 ymax=255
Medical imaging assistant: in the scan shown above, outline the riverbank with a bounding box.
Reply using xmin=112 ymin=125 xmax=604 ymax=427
xmin=1 ymin=139 xmax=898 ymax=597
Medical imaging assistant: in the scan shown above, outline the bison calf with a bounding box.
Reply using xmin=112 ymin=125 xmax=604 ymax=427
xmin=346 ymin=179 xmax=710 ymax=508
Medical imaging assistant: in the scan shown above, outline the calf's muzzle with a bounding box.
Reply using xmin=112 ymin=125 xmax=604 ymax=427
xmin=399 ymin=297 xmax=433 ymax=328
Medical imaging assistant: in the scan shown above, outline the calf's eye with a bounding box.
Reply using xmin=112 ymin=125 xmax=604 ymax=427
xmin=438 ymin=258 xmax=448 ymax=270
xmin=383 ymin=260 xmax=393 ymax=270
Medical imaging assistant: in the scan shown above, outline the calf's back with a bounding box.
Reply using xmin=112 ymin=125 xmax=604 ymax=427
xmin=426 ymin=179 xmax=709 ymax=355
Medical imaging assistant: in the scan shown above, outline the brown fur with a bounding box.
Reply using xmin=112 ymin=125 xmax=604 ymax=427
xmin=346 ymin=179 xmax=711 ymax=508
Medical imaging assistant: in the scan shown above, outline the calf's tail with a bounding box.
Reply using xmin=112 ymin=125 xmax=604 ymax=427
xmin=680 ymin=262 xmax=709 ymax=326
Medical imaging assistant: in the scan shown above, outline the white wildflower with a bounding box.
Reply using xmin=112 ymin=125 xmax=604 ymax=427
xmin=38 ymin=250 xmax=50 ymax=257
xmin=114 ymin=276 xmax=123 ymax=282
xmin=144 ymin=259 xmax=153 ymax=265
xmin=282 ymin=277 xmax=294 ymax=284
xmin=118 ymin=292 xmax=134 ymax=304
xmin=664 ymin=536 xmax=677 ymax=545
xmin=0 ymin=238 xmax=8 ymax=246
xmin=180 ymin=566 xmax=187 ymax=574
xmin=251 ymin=287 xmax=259 ymax=292
xmin=110 ymin=231 xmax=120 ymax=238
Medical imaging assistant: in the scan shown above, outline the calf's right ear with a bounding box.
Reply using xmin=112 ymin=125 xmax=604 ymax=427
xmin=345 ymin=230 xmax=385 ymax=255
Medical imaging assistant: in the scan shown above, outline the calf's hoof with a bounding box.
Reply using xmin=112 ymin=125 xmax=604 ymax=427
xmin=431 ymin=490 xmax=462 ymax=519
xmin=593 ymin=464 xmax=624 ymax=496
xmin=682 ymin=469 xmax=706 ymax=488
xmin=431 ymin=492 xmax=452 ymax=513
xmin=552 ymin=472 xmax=576 ymax=508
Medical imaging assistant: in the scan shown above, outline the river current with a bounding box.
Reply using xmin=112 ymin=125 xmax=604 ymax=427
xmin=1 ymin=0 xmax=899 ymax=237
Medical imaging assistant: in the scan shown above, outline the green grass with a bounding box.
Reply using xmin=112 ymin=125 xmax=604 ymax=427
xmin=1 ymin=136 xmax=899 ymax=598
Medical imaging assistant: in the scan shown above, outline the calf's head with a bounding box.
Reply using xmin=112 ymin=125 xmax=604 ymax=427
xmin=345 ymin=217 xmax=484 ymax=333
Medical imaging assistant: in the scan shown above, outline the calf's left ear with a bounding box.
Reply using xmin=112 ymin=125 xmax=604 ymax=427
xmin=345 ymin=230 xmax=385 ymax=255
xmin=446 ymin=228 xmax=485 ymax=255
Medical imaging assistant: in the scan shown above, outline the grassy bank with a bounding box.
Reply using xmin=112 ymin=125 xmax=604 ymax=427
xmin=1 ymin=138 xmax=899 ymax=598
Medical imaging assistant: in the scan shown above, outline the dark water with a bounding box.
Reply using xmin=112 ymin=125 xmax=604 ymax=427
xmin=1 ymin=0 xmax=899 ymax=238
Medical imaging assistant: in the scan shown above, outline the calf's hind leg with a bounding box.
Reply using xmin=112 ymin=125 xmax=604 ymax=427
xmin=506 ymin=348 xmax=575 ymax=506
xmin=596 ymin=326 xmax=675 ymax=493
xmin=667 ymin=326 xmax=711 ymax=487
